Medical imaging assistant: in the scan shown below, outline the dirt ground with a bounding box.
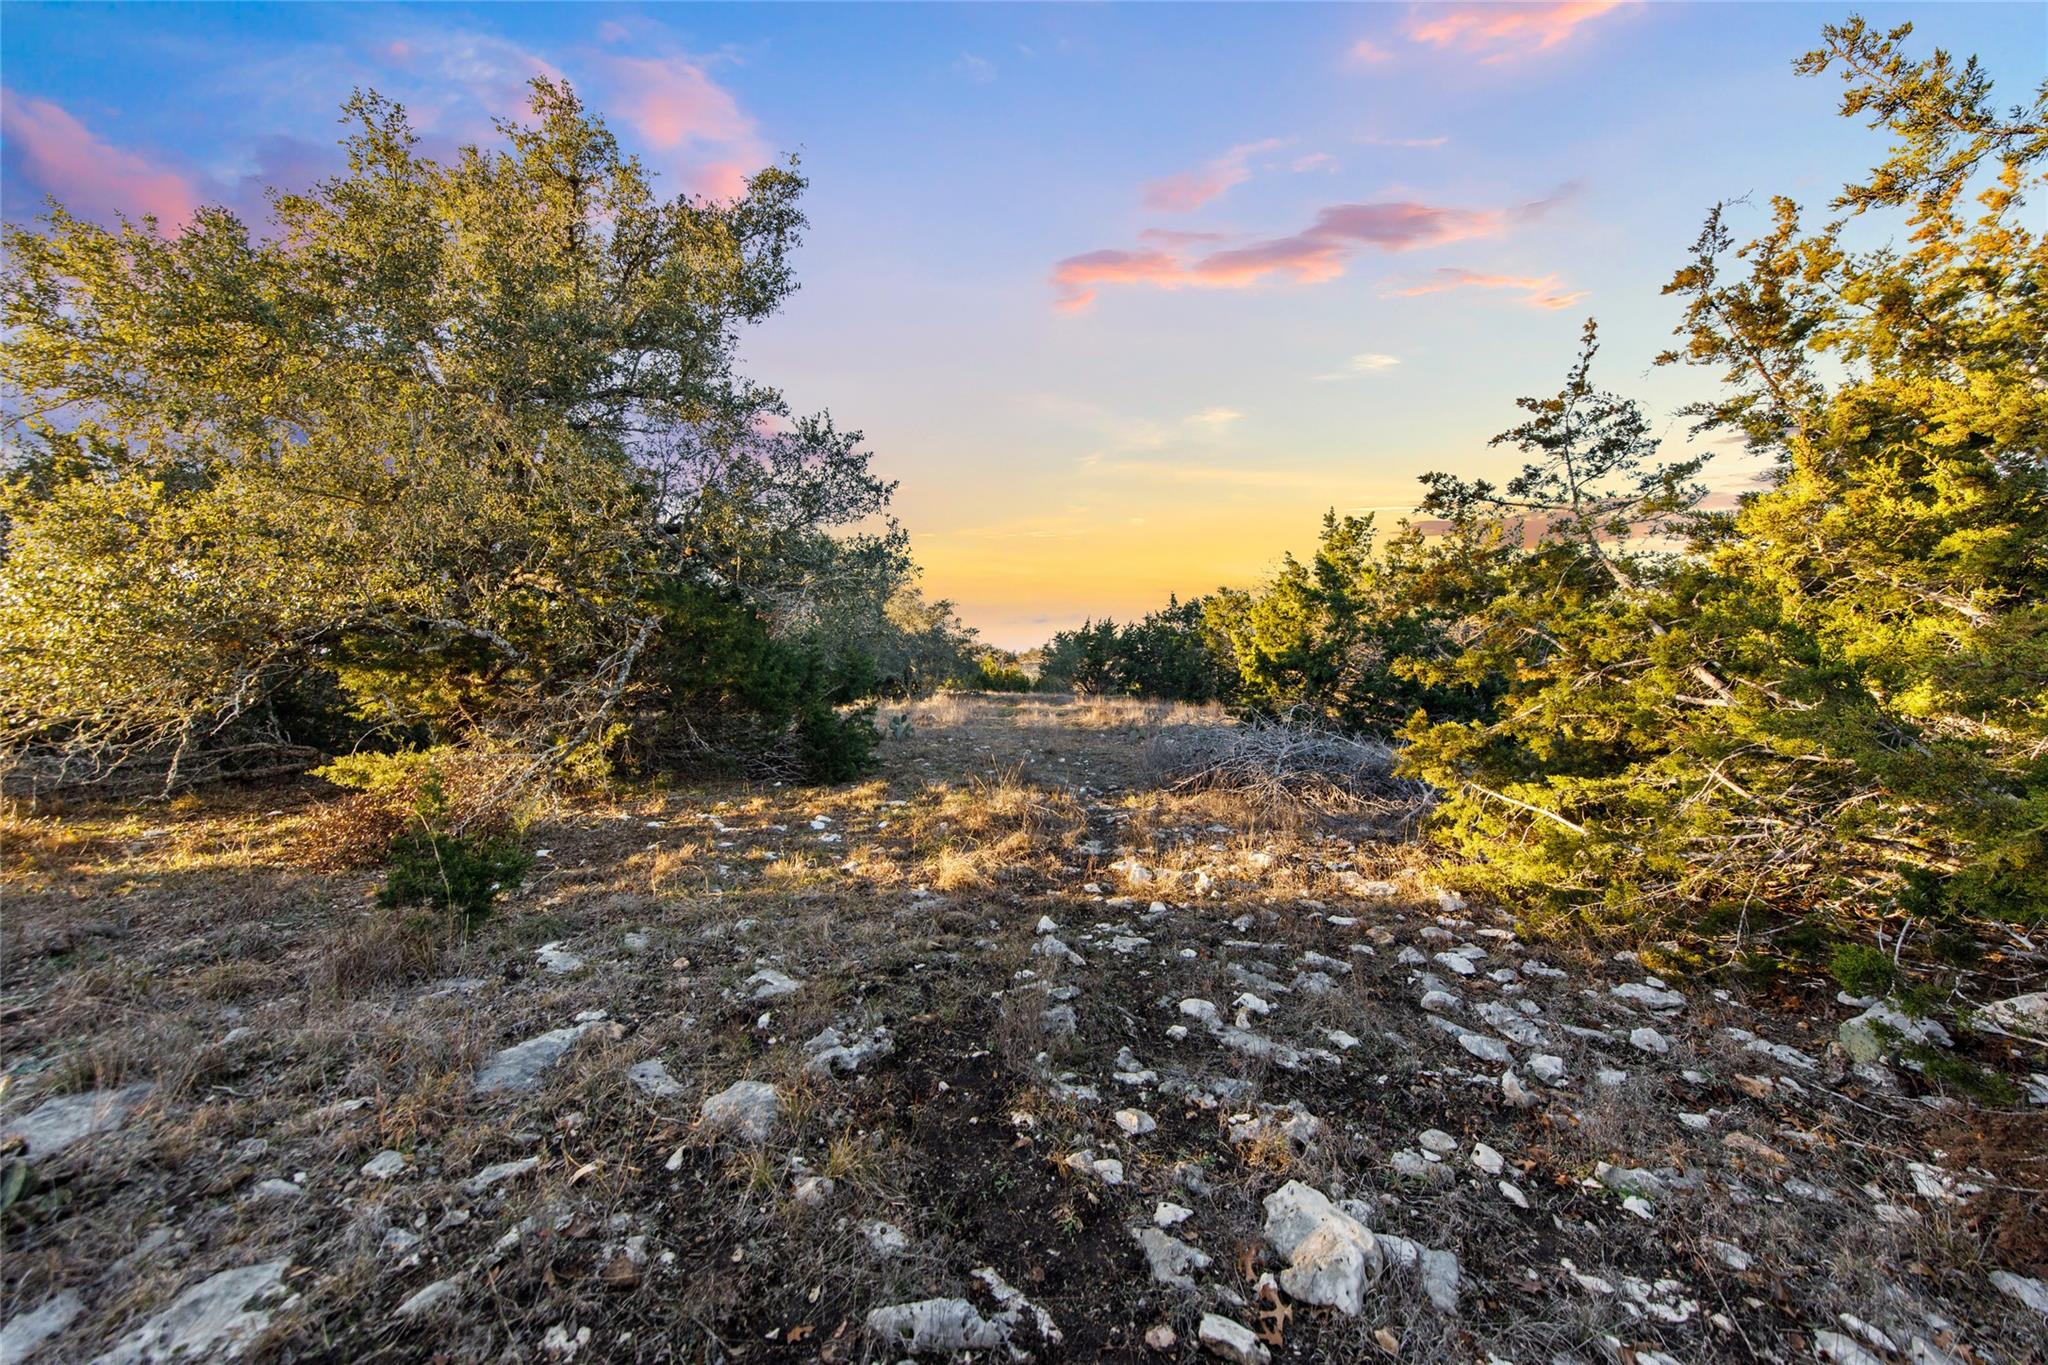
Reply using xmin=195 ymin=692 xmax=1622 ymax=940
xmin=2 ymin=693 xmax=2043 ymax=1363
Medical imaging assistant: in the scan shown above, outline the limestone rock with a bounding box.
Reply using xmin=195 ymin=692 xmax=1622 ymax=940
xmin=1197 ymin=1313 xmax=1270 ymax=1365
xmin=0 ymin=1084 xmax=154 ymax=1157
xmin=474 ymin=1020 xmax=608 ymax=1094
xmin=90 ymin=1261 xmax=295 ymax=1363
xmin=698 ymin=1080 xmax=781 ymax=1143
xmin=1132 ymin=1226 xmax=1212 ymax=1289
xmin=1262 ymin=1180 xmax=1380 ymax=1315
xmin=865 ymin=1298 xmax=1009 ymax=1355
xmin=0 ymin=1290 xmax=83 ymax=1362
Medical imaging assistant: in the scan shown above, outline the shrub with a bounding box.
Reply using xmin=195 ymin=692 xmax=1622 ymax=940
xmin=1828 ymin=943 xmax=1897 ymax=999
xmin=378 ymin=829 xmax=532 ymax=929
xmin=372 ymin=768 xmax=531 ymax=929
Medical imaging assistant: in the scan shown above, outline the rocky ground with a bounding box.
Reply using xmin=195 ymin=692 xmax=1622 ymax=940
xmin=3 ymin=693 xmax=2045 ymax=1364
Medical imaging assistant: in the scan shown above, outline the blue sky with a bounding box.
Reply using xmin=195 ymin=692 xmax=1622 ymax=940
xmin=4 ymin=2 xmax=2042 ymax=646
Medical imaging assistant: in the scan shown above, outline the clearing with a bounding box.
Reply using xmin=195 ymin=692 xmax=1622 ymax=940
xmin=2 ymin=694 xmax=2043 ymax=1363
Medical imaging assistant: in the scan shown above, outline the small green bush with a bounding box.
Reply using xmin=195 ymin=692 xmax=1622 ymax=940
xmin=373 ymin=767 xmax=530 ymax=930
xmin=1829 ymin=943 xmax=1898 ymax=998
xmin=379 ymin=829 xmax=531 ymax=928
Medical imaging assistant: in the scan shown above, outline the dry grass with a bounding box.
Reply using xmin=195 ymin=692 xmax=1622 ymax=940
xmin=2 ymin=688 xmax=2039 ymax=1364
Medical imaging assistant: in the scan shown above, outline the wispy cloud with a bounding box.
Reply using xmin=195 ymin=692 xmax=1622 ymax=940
xmin=1384 ymin=267 xmax=1587 ymax=309
xmin=1292 ymin=151 xmax=1340 ymax=174
xmin=1359 ymin=133 xmax=1450 ymax=149
xmin=584 ymin=47 xmax=766 ymax=199
xmin=0 ymin=89 xmax=199 ymax=227
xmin=1077 ymin=456 xmax=1335 ymax=489
xmin=1141 ymin=138 xmax=1285 ymax=213
xmin=1186 ymin=406 xmax=1244 ymax=429
xmin=954 ymin=52 xmax=997 ymax=84
xmin=1314 ymin=352 xmax=1403 ymax=380
xmin=1405 ymin=1 xmax=1632 ymax=62
xmin=1053 ymin=186 xmax=1572 ymax=311
xmin=1349 ymin=37 xmax=1396 ymax=65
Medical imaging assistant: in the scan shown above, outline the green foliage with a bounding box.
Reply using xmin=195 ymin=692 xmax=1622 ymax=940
xmin=628 ymin=580 xmax=877 ymax=782
xmin=1829 ymin=943 xmax=1898 ymax=998
xmin=379 ymin=829 xmax=533 ymax=929
xmin=1 ymin=80 xmax=912 ymax=801
xmin=1037 ymin=597 xmax=1236 ymax=703
xmin=374 ymin=769 xmax=531 ymax=929
xmin=1387 ymin=21 xmax=2047 ymax=946
xmin=1206 ymin=515 xmax=1498 ymax=731
xmin=971 ymin=655 xmax=1034 ymax=693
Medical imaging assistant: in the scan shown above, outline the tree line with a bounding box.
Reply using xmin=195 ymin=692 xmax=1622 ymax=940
xmin=1035 ymin=19 xmax=2046 ymax=956
xmin=0 ymin=81 xmax=1007 ymax=810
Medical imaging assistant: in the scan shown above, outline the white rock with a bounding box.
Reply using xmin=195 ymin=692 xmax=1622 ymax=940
xmin=1154 ymin=1201 xmax=1194 ymax=1228
xmin=1419 ymin=1129 xmax=1458 ymax=1155
xmin=743 ymin=968 xmax=802 ymax=1001
xmin=1989 ymin=1269 xmax=2048 ymax=1317
xmin=535 ymin=941 xmax=584 ymax=974
xmin=474 ymin=1020 xmax=608 ymax=1094
xmin=361 ymin=1150 xmax=408 ymax=1180
xmin=1420 ymin=1247 xmax=1461 ymax=1312
xmin=1838 ymin=1001 xmax=1950 ymax=1063
xmin=1433 ymin=952 xmax=1477 ymax=977
xmin=1977 ymin=992 xmax=2048 ymax=1039
xmin=249 ymin=1178 xmax=304 ymax=1202
xmin=0 ymin=1290 xmax=83 ymax=1362
xmin=1197 ymin=1313 xmax=1270 ymax=1365
xmin=1458 ymin=1033 xmax=1511 ymax=1064
xmin=1115 ymin=1108 xmax=1157 ymax=1136
xmin=1815 ymin=1331 xmax=1885 ymax=1365
xmin=866 ymin=1298 xmax=1010 ymax=1354
xmin=1501 ymin=1070 xmax=1539 ymax=1108
xmin=1499 ymin=1181 xmax=1529 ymax=1209
xmin=627 ymin=1059 xmax=686 ymax=1098
xmin=1262 ymin=1181 xmax=1380 ymax=1316
xmin=698 ymin=1080 xmax=781 ymax=1143
xmin=1612 ymin=982 xmax=1685 ymax=1010
xmin=1528 ymin=1053 xmax=1568 ymax=1085
xmin=1707 ymin=1239 xmax=1752 ymax=1271
xmin=461 ymin=1157 xmax=539 ymax=1196
xmin=0 ymin=1084 xmax=154 ymax=1157
xmin=90 ymin=1261 xmax=295 ymax=1362
xmin=1132 ymin=1226 xmax=1212 ymax=1288
xmin=803 ymin=1025 xmax=895 ymax=1077
xmin=1629 ymin=1027 xmax=1670 ymax=1055
xmin=861 ymin=1220 xmax=910 ymax=1256
xmin=391 ymin=1279 xmax=461 ymax=1320
xmin=1470 ymin=1142 xmax=1504 ymax=1176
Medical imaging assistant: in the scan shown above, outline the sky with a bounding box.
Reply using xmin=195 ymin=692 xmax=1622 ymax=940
xmin=4 ymin=1 xmax=2043 ymax=648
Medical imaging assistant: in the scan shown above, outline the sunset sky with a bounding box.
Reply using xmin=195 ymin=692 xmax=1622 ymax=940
xmin=5 ymin=1 xmax=2042 ymax=647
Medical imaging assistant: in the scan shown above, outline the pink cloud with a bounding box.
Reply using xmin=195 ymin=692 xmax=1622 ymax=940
xmin=607 ymin=54 xmax=754 ymax=149
xmin=1054 ymin=189 xmax=1570 ymax=311
xmin=1293 ymin=152 xmax=1339 ymax=174
xmin=692 ymin=159 xmax=752 ymax=201
xmin=1384 ymin=267 xmax=1588 ymax=309
xmin=1405 ymin=1 xmax=1632 ymax=62
xmin=1050 ymin=249 xmax=1186 ymax=313
xmin=1 ymin=88 xmax=198 ymax=228
xmin=1141 ymin=138 xmax=1284 ymax=213
xmin=1349 ymin=38 xmax=1395 ymax=64
xmin=1137 ymin=227 xmax=1234 ymax=247
xmin=595 ymin=52 xmax=766 ymax=197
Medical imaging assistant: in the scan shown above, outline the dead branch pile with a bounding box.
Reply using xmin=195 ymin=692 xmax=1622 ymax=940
xmin=1144 ymin=712 xmax=1435 ymax=819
